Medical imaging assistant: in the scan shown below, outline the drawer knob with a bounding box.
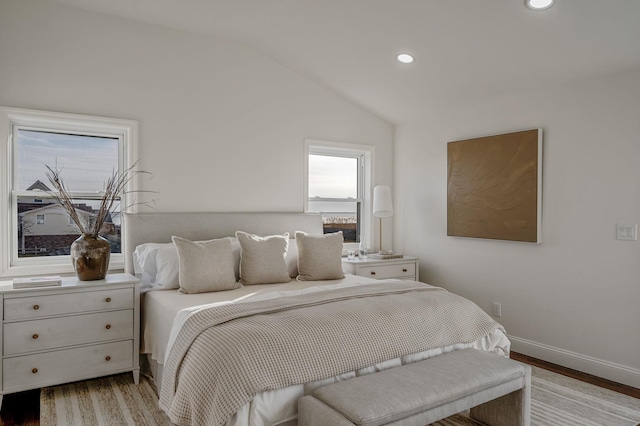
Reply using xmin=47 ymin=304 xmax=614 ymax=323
xmin=33 ymin=304 xmax=40 ymax=310
xmin=105 ymin=356 xmax=111 ymax=362
xmin=402 ymin=268 xmax=408 ymax=272
xmin=105 ymin=324 xmax=111 ymax=330
xmin=105 ymin=297 xmax=112 ymax=303
xmin=32 ymin=333 xmax=39 ymax=340
xmin=32 ymin=368 xmax=38 ymax=374
xmin=370 ymin=271 xmax=376 ymax=275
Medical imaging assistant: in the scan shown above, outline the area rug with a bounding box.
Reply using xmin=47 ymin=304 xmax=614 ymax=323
xmin=41 ymin=366 xmax=640 ymax=426
xmin=432 ymin=366 xmax=640 ymax=426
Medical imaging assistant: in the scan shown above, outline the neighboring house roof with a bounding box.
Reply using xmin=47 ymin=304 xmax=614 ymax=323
xmin=18 ymin=201 xmax=56 ymax=214
xmin=26 ymin=180 xmax=52 ymax=191
xmin=18 ymin=203 xmax=95 ymax=218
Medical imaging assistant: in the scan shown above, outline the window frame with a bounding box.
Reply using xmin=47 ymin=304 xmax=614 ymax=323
xmin=303 ymin=139 xmax=374 ymax=253
xmin=0 ymin=107 xmax=138 ymax=278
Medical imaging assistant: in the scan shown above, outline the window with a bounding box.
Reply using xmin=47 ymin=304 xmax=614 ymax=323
xmin=304 ymin=140 xmax=373 ymax=251
xmin=0 ymin=107 xmax=138 ymax=277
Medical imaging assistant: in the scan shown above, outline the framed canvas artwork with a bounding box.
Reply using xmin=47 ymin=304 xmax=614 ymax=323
xmin=447 ymin=129 xmax=542 ymax=243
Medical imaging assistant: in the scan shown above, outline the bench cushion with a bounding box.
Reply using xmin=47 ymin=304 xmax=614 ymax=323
xmin=310 ymin=349 xmax=528 ymax=426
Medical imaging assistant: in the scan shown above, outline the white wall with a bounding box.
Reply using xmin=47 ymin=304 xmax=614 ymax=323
xmin=4 ymin=0 xmax=637 ymax=387
xmin=0 ymin=0 xmax=393 ymax=216
xmin=395 ymin=68 xmax=640 ymax=387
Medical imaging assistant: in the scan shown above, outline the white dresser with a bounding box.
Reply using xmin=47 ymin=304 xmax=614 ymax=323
xmin=0 ymin=273 xmax=139 ymax=406
xmin=342 ymin=256 xmax=419 ymax=281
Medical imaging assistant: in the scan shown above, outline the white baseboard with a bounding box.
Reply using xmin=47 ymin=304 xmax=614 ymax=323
xmin=509 ymin=335 xmax=640 ymax=389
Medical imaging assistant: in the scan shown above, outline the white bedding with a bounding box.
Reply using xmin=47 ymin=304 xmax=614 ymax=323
xmin=141 ymin=274 xmax=376 ymax=366
xmin=142 ymin=275 xmax=511 ymax=426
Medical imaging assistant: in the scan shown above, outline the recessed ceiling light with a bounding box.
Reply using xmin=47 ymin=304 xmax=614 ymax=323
xmin=396 ymin=53 xmax=414 ymax=64
xmin=525 ymin=0 xmax=554 ymax=10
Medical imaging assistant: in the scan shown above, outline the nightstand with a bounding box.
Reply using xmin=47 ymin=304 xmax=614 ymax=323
xmin=0 ymin=273 xmax=140 ymax=407
xmin=342 ymin=256 xmax=419 ymax=281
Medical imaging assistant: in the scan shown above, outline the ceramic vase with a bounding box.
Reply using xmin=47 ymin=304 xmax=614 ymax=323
xmin=70 ymin=234 xmax=110 ymax=281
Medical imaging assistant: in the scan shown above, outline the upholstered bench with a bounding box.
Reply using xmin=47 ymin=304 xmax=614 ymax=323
xmin=298 ymin=348 xmax=531 ymax=426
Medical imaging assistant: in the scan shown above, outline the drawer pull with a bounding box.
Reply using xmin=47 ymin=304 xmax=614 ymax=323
xmin=370 ymin=271 xmax=376 ymax=275
xmin=105 ymin=356 xmax=111 ymax=362
xmin=32 ymin=368 xmax=38 ymax=374
xmin=402 ymin=268 xmax=408 ymax=272
xmin=106 ymin=297 xmax=112 ymax=303
xmin=32 ymin=333 xmax=39 ymax=340
xmin=33 ymin=304 xmax=40 ymax=310
xmin=105 ymin=324 xmax=111 ymax=330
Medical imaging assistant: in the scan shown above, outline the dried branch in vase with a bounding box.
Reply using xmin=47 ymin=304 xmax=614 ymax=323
xmin=44 ymin=161 xmax=157 ymax=236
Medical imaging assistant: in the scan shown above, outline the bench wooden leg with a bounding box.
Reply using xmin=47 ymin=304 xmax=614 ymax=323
xmin=470 ymin=371 xmax=531 ymax=426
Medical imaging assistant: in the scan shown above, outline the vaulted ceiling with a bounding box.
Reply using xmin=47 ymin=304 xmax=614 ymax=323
xmin=50 ymin=0 xmax=640 ymax=123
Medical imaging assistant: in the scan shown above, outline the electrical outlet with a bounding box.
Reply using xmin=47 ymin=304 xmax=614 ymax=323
xmin=492 ymin=302 xmax=502 ymax=317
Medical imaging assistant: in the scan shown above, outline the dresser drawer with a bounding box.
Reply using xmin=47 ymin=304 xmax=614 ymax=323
xmin=4 ymin=310 xmax=133 ymax=356
xmin=357 ymin=263 xmax=416 ymax=279
xmin=4 ymin=288 xmax=133 ymax=321
xmin=3 ymin=340 xmax=133 ymax=392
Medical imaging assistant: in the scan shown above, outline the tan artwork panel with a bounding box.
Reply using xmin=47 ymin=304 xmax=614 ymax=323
xmin=447 ymin=129 xmax=542 ymax=243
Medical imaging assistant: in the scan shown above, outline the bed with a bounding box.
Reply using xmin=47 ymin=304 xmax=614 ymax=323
xmin=123 ymin=212 xmax=510 ymax=426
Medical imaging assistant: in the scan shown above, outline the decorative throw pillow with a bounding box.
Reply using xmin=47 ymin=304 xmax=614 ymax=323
xmin=172 ymin=236 xmax=240 ymax=294
xmin=235 ymin=231 xmax=291 ymax=285
xmin=295 ymin=231 xmax=345 ymax=281
xmin=133 ymin=237 xmax=242 ymax=290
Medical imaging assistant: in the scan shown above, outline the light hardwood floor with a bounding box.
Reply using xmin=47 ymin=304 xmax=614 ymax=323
xmin=1 ymin=352 xmax=638 ymax=425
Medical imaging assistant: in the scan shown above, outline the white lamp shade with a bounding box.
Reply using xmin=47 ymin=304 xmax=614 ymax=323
xmin=373 ymin=185 xmax=393 ymax=218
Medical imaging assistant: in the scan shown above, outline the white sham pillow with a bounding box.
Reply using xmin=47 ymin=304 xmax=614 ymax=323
xmin=231 ymin=237 xmax=242 ymax=280
xmin=132 ymin=242 xmax=167 ymax=286
xmin=235 ymin=231 xmax=291 ymax=285
xmin=172 ymin=236 xmax=240 ymax=294
xmin=286 ymin=239 xmax=298 ymax=278
xmin=154 ymin=244 xmax=181 ymax=289
xmin=295 ymin=231 xmax=345 ymax=281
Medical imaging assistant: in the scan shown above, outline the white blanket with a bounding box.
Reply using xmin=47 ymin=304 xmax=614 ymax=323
xmin=141 ymin=275 xmax=378 ymax=366
xmin=163 ymin=281 xmax=509 ymax=424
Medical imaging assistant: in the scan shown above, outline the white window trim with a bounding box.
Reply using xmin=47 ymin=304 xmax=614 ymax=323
xmin=0 ymin=107 xmax=138 ymax=278
xmin=303 ymin=139 xmax=374 ymax=253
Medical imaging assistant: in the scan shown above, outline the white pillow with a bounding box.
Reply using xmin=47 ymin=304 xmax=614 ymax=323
xmin=235 ymin=231 xmax=291 ymax=285
xmin=286 ymin=239 xmax=298 ymax=278
xmin=133 ymin=242 xmax=167 ymax=286
xmin=231 ymin=237 xmax=242 ymax=280
xmin=295 ymin=231 xmax=345 ymax=281
xmin=154 ymin=244 xmax=181 ymax=289
xmin=172 ymin=236 xmax=241 ymax=294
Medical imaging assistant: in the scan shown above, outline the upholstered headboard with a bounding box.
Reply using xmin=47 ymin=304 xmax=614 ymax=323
xmin=123 ymin=212 xmax=323 ymax=274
